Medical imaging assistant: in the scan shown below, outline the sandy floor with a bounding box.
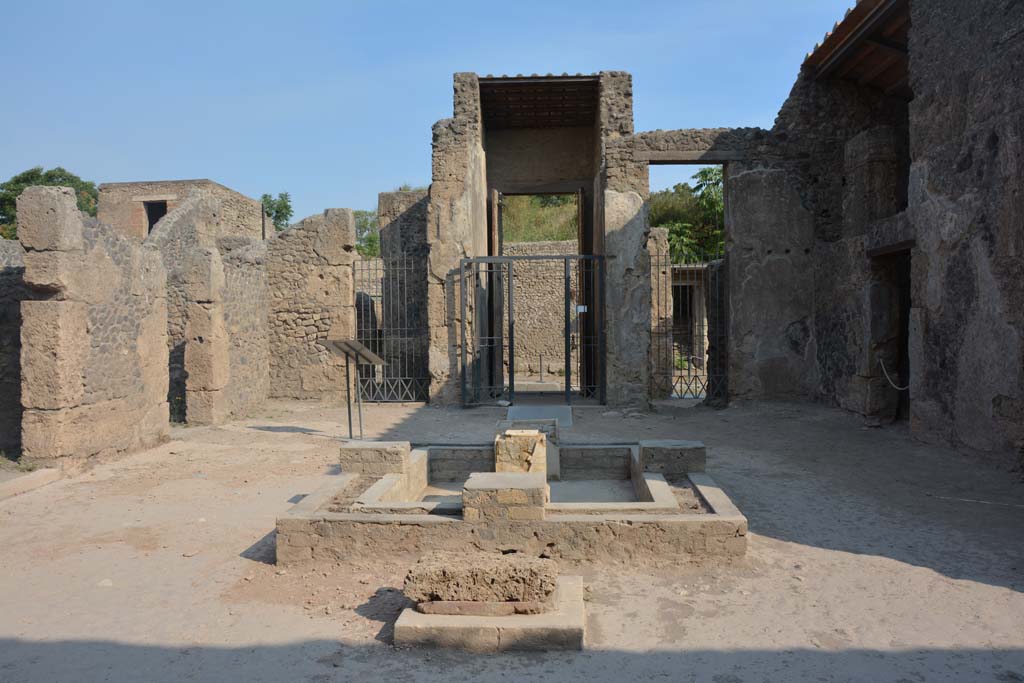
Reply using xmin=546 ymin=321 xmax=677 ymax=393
xmin=1 ymin=399 xmax=1023 ymax=682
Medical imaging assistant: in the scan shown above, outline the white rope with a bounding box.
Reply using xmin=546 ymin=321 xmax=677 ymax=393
xmin=878 ymin=358 xmax=909 ymax=391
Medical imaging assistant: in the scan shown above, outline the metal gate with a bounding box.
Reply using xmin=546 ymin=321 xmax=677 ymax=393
xmin=353 ymin=255 xmax=430 ymax=402
xmin=650 ymin=249 xmax=728 ymax=403
xmin=459 ymin=254 xmax=605 ymax=406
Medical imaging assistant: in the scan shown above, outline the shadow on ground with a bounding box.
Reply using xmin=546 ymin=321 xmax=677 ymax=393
xmin=0 ymin=638 xmax=1022 ymax=682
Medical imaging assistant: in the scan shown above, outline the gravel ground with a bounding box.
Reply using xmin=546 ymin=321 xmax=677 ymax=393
xmin=1 ymin=398 xmax=1022 ymax=682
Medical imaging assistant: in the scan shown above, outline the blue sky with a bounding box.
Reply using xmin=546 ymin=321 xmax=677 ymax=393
xmin=1 ymin=1 xmax=849 ymax=219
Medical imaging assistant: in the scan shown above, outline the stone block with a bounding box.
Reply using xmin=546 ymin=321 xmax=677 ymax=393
xmin=185 ymin=389 xmax=229 ymax=425
xmin=20 ymin=300 xmax=87 ymax=409
xmin=416 ymin=600 xmax=549 ymax=616
xmin=16 ymin=186 xmax=84 ymax=252
xmin=639 ymin=440 xmax=706 ymax=475
xmin=338 ymin=441 xmax=410 ymax=476
xmin=462 ymin=471 xmax=548 ymax=521
xmin=494 ymin=429 xmax=547 ymax=476
xmin=184 ymin=305 xmax=230 ymax=392
xmin=180 ymin=248 xmax=225 ymax=303
xmin=404 ymin=551 xmax=558 ymax=604
xmin=394 ymin=576 xmax=584 ymax=652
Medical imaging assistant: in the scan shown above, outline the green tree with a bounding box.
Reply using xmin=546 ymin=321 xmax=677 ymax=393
xmin=649 ymin=167 xmax=724 ymax=263
xmin=354 ymin=209 xmax=380 ymax=257
xmin=0 ymin=166 xmax=98 ymax=240
xmin=261 ymin=192 xmax=293 ymax=231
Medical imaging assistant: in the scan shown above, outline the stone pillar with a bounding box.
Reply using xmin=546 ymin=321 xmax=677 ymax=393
xmin=494 ymin=429 xmax=547 ymax=478
xmin=648 ymin=228 xmax=673 ymax=400
xmin=180 ymin=248 xmax=229 ymax=424
xmin=425 ymin=73 xmax=487 ymax=405
xmin=603 ymin=190 xmax=651 ymax=409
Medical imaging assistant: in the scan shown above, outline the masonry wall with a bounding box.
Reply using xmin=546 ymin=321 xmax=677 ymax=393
xmin=426 ymin=73 xmax=489 ymax=403
xmin=599 ymin=71 xmax=652 ymax=409
xmin=221 ymin=241 xmax=270 ymax=418
xmin=905 ymin=0 xmax=1024 ymax=455
xmin=18 ymin=187 xmax=169 ymax=469
xmin=266 ymin=209 xmax=356 ymax=400
xmin=146 ymin=192 xmax=269 ymax=424
xmin=0 ymin=239 xmax=28 ymax=454
xmin=99 ymin=180 xmax=266 ymax=242
xmin=501 ymin=239 xmax=578 ymax=377
xmin=485 ymin=127 xmax=597 ymax=192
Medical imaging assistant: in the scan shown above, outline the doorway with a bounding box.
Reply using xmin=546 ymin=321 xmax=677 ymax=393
xmin=459 ymin=253 xmax=604 ymax=407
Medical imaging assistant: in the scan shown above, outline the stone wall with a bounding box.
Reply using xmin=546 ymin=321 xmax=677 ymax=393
xmin=501 ymin=240 xmax=578 ymax=377
xmin=145 ymin=191 xmax=269 ymax=424
xmin=266 ymin=209 xmax=356 ymax=400
xmin=221 ymin=241 xmax=270 ymax=418
xmin=0 ymin=239 xmax=28 ymax=454
xmin=905 ymin=0 xmax=1024 ymax=455
xmin=18 ymin=187 xmax=168 ymax=469
xmin=98 ymin=179 xmax=266 ymax=242
xmin=426 ymin=73 xmax=489 ymax=403
xmin=599 ymin=71 xmax=652 ymax=409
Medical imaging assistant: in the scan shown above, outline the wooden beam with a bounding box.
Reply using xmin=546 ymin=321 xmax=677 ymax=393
xmin=865 ymin=38 xmax=907 ymax=59
xmin=638 ymin=150 xmax=746 ymax=164
xmin=858 ymin=52 xmax=902 ymax=86
xmin=816 ymin=0 xmax=903 ymax=79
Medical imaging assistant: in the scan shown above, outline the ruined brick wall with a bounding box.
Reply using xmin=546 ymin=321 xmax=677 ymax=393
xmin=146 ymin=192 xmax=269 ymax=424
xmin=266 ymin=209 xmax=356 ymax=400
xmin=501 ymin=240 xmax=578 ymax=377
xmin=0 ymin=239 xmax=28 ymax=454
xmin=905 ymin=0 xmax=1024 ymax=455
xmin=18 ymin=187 xmax=168 ymax=469
xmin=98 ymin=180 xmax=266 ymax=242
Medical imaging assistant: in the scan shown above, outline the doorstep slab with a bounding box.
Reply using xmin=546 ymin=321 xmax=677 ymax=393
xmin=507 ymin=405 xmax=573 ymax=427
xmin=394 ymin=576 xmax=584 ymax=652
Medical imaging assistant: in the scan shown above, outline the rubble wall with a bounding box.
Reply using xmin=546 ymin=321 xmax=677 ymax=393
xmin=0 ymin=239 xmax=29 ymax=454
xmin=146 ymin=192 xmax=269 ymax=424
xmin=906 ymin=0 xmax=1024 ymax=455
xmin=501 ymin=240 xmax=578 ymax=376
xmin=266 ymin=209 xmax=356 ymax=400
xmin=18 ymin=187 xmax=169 ymax=469
xmin=221 ymin=242 xmax=270 ymax=418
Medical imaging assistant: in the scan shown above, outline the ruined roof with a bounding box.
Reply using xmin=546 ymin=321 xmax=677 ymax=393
xmin=478 ymin=74 xmax=600 ymax=129
xmin=803 ymin=0 xmax=912 ymax=100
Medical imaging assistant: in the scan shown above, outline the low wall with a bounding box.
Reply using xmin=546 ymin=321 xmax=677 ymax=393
xmin=18 ymin=187 xmax=169 ymax=469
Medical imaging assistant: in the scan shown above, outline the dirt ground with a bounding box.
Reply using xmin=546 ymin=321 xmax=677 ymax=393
xmin=1 ymin=399 xmax=1023 ymax=682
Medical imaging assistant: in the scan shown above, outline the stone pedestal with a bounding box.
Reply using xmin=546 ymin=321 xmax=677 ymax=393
xmin=494 ymin=429 xmax=547 ymax=477
xmin=462 ymin=471 xmax=548 ymax=522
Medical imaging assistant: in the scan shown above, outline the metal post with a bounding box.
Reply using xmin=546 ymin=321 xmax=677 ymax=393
xmin=355 ymin=357 xmax=365 ymax=440
xmin=344 ymin=353 xmax=354 ymax=439
xmin=507 ymin=260 xmax=515 ymax=403
xmin=459 ymin=260 xmax=468 ymax=406
xmin=598 ymin=257 xmax=607 ymax=405
xmin=564 ymin=257 xmax=572 ymax=405
xmin=539 ymin=354 xmax=544 ymax=383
